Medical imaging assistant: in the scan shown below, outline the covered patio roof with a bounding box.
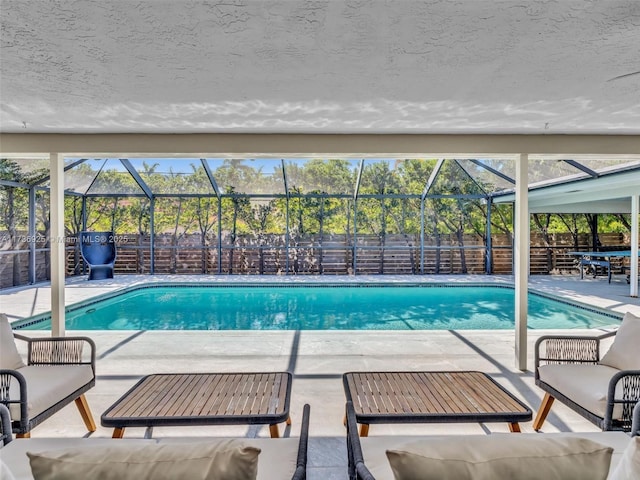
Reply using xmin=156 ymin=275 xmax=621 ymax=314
xmin=1 ymin=1 xmax=640 ymax=134
xmin=494 ymin=164 xmax=640 ymax=214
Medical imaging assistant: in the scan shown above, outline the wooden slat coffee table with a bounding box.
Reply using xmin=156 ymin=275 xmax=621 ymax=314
xmin=344 ymin=371 xmax=532 ymax=436
xmin=102 ymin=372 xmax=292 ymax=438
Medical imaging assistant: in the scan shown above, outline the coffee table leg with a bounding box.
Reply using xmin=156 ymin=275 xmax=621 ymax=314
xmin=508 ymin=422 xmax=521 ymax=433
xmin=359 ymin=423 xmax=370 ymax=437
xmin=112 ymin=427 xmax=126 ymax=438
xmin=269 ymin=424 xmax=280 ymax=438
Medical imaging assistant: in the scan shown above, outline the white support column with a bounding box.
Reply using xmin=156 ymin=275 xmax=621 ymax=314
xmin=514 ymin=154 xmax=529 ymax=371
xmin=631 ymin=194 xmax=639 ymax=298
xmin=50 ymin=153 xmax=65 ymax=336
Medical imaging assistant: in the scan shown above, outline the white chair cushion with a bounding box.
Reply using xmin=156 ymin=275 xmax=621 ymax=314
xmin=600 ymin=312 xmax=640 ymax=370
xmin=385 ymin=435 xmax=612 ymax=480
xmin=538 ymin=364 xmax=625 ymax=420
xmin=0 ymin=314 xmax=25 ymax=370
xmin=27 ymin=441 xmax=260 ymax=480
xmin=7 ymin=365 xmax=94 ymax=421
xmin=0 ymin=458 xmax=17 ymax=480
xmin=608 ymin=436 xmax=640 ymax=480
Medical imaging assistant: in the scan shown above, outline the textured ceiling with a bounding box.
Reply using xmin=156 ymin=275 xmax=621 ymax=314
xmin=1 ymin=0 xmax=640 ymax=134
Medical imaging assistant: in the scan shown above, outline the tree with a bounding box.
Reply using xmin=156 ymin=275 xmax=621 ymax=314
xmin=159 ymin=168 xmax=198 ymax=274
xmin=65 ymin=196 xmax=84 ymax=274
xmin=425 ymin=161 xmax=485 ymax=273
xmin=219 ymin=187 xmax=252 ymax=273
xmin=247 ymin=200 xmax=277 ymax=273
xmin=556 ymin=214 xmax=589 ymax=251
xmin=532 ymin=213 xmax=553 ymax=272
xmin=0 ymin=160 xmax=29 ymax=285
xmin=35 ymin=190 xmax=51 ymax=280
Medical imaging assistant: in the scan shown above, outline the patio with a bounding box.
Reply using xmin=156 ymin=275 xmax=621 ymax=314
xmin=2 ymin=274 xmax=639 ymax=479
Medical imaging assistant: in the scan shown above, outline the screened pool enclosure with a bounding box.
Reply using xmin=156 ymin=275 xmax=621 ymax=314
xmin=1 ymin=156 xmax=639 ymax=288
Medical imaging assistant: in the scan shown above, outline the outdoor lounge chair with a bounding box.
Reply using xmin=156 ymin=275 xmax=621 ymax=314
xmin=0 ymin=403 xmax=310 ymax=480
xmin=79 ymin=231 xmax=117 ymax=280
xmin=0 ymin=314 xmax=97 ymax=437
xmin=533 ymin=311 xmax=640 ymax=432
xmin=345 ymin=401 xmax=640 ymax=480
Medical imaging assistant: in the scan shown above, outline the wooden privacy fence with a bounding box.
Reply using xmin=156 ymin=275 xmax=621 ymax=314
xmin=0 ymin=231 xmax=634 ymax=288
xmin=103 ymin=233 xmax=488 ymax=276
xmin=74 ymin=231 xmax=634 ymax=277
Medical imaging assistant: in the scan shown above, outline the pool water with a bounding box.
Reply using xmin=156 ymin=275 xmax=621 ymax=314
xmin=17 ymin=285 xmax=619 ymax=331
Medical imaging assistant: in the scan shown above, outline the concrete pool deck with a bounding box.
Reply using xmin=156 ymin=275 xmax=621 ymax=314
xmin=2 ymin=274 xmax=639 ymax=479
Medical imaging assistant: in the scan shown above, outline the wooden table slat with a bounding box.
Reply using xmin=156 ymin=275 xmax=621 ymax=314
xmin=454 ymin=372 xmax=503 ymax=413
xmin=255 ymin=373 xmax=274 ymax=415
xmin=382 ymin=373 xmax=409 ymax=414
xmin=142 ymin=374 xmax=192 ymax=417
xmin=273 ymin=373 xmax=288 ymax=415
xmin=361 ymin=373 xmax=377 ymax=414
xmin=387 ymin=373 xmax=411 ymax=413
xmin=456 ymin=373 xmax=493 ymax=413
xmin=157 ymin=374 xmax=200 ymax=417
xmin=191 ymin=373 xmax=226 ymax=416
xmin=407 ymin=372 xmax=447 ymax=413
xmin=181 ymin=374 xmax=217 ymax=417
xmin=240 ymin=375 xmax=262 ymax=414
xmin=243 ymin=373 xmax=265 ymax=415
xmin=401 ymin=373 xmax=432 ymax=413
xmin=216 ymin=375 xmax=242 ymax=415
xmin=418 ymin=373 xmax=464 ymax=414
xmin=112 ymin=375 xmax=180 ymax=418
xmin=107 ymin=375 xmax=163 ymax=418
xmin=369 ymin=374 xmax=391 ymax=414
xmin=459 ymin=372 xmax=528 ymax=413
xmin=349 ymin=373 xmax=373 ymax=414
xmin=233 ymin=373 xmax=257 ymax=415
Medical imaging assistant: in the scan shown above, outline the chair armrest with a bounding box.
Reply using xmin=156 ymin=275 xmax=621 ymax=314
xmin=0 ymin=403 xmax=12 ymax=445
xmin=291 ymin=404 xmax=310 ymax=480
xmin=604 ymin=370 xmax=640 ymax=431
xmin=0 ymin=369 xmax=28 ymax=433
xmin=534 ymin=332 xmax=614 ymax=375
xmin=16 ymin=335 xmax=96 ymax=374
xmin=346 ymin=401 xmax=375 ymax=480
xmin=632 ymin=401 xmax=640 ymax=437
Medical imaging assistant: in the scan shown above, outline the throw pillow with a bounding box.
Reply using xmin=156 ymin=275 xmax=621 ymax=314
xmin=600 ymin=311 xmax=640 ymax=370
xmin=386 ymin=435 xmax=612 ymax=480
xmin=608 ymin=436 xmax=640 ymax=480
xmin=0 ymin=313 xmax=25 ymax=370
xmin=28 ymin=440 xmax=260 ymax=480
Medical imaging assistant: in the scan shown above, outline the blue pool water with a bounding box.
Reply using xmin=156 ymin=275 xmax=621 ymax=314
xmin=17 ymin=284 xmax=620 ymax=331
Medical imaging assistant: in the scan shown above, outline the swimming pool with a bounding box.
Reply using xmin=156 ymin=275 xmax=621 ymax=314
xmin=15 ymin=284 xmax=621 ymax=331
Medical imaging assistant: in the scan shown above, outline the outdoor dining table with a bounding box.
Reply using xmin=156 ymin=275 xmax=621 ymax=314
xmin=569 ymin=250 xmax=639 ymax=283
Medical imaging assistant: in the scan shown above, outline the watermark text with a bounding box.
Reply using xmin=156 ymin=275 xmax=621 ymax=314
xmin=1 ymin=234 xmax=129 ymax=243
